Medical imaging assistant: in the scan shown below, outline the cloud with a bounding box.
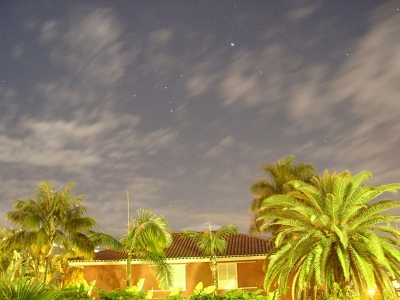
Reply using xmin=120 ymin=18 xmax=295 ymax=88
xmin=286 ymin=3 xmax=318 ymax=22
xmin=11 ymin=43 xmax=25 ymax=58
xmin=0 ymin=115 xmax=109 ymax=171
xmin=191 ymin=213 xmax=252 ymax=233
xmin=126 ymin=176 xmax=172 ymax=203
xmin=205 ymin=136 xmax=235 ymax=158
xmin=218 ymin=45 xmax=289 ymax=110
xmin=0 ymin=109 xmax=178 ymax=176
xmin=149 ymin=28 xmax=174 ymax=45
xmin=36 ymin=8 xmax=137 ymax=117
xmin=186 ymin=75 xmax=214 ymax=98
xmin=285 ymin=3 xmax=400 ymax=182
xmin=40 ymin=20 xmax=58 ymax=42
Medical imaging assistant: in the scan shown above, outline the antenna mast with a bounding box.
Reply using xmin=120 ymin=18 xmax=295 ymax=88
xmin=127 ymin=190 xmax=130 ymax=231
xmin=126 ymin=190 xmax=131 ymax=288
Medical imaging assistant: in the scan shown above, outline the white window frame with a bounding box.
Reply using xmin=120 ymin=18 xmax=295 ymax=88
xmin=171 ymin=264 xmax=186 ymax=291
xmin=217 ymin=262 xmax=238 ymax=290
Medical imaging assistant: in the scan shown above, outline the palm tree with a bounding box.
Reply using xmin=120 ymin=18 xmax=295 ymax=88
xmin=249 ymin=155 xmax=317 ymax=235
xmin=183 ymin=224 xmax=238 ymax=289
xmin=3 ymin=181 xmax=119 ymax=283
xmin=258 ymin=170 xmax=400 ymax=299
xmin=121 ymin=209 xmax=173 ymax=290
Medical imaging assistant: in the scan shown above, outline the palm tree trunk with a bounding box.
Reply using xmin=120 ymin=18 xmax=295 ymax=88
xmin=126 ymin=252 xmax=132 ymax=288
xmin=210 ymin=256 xmax=217 ymax=291
xmin=43 ymin=244 xmax=54 ymax=283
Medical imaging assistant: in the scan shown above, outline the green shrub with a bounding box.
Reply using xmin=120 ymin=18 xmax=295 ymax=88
xmin=187 ymin=282 xmax=217 ymax=300
xmin=0 ymin=278 xmax=60 ymax=300
xmin=0 ymin=251 xmax=61 ymax=300
xmin=98 ymin=279 xmax=149 ymax=300
xmin=58 ymin=279 xmax=96 ymax=299
xmin=219 ymin=289 xmax=280 ymax=300
xmin=220 ymin=289 xmax=264 ymax=300
xmin=163 ymin=286 xmax=183 ymax=300
xmin=98 ymin=288 xmax=147 ymax=300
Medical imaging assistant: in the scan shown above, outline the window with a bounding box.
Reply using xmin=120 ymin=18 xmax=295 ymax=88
xmin=171 ymin=264 xmax=186 ymax=290
xmin=217 ymin=263 xmax=237 ymax=289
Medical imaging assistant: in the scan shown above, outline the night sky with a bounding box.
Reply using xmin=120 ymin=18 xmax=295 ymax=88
xmin=1 ymin=1 xmax=400 ymax=237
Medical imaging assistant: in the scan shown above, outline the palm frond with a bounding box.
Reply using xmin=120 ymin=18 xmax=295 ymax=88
xmin=122 ymin=209 xmax=172 ymax=290
xmin=137 ymin=251 xmax=173 ymax=290
xmin=87 ymin=231 xmax=122 ymax=251
xmin=350 ymin=200 xmax=400 ymax=228
xmin=261 ymin=170 xmax=400 ymax=298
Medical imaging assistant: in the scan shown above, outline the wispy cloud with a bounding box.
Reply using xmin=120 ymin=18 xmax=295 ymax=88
xmin=205 ymin=136 xmax=235 ymax=158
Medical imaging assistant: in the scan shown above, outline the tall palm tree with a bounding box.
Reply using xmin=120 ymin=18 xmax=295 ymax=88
xmin=121 ymin=209 xmax=173 ymax=290
xmin=183 ymin=224 xmax=238 ymax=289
xmin=249 ymin=155 xmax=317 ymax=235
xmin=258 ymin=170 xmax=400 ymax=299
xmin=3 ymin=181 xmax=119 ymax=283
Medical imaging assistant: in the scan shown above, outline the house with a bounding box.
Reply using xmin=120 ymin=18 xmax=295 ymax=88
xmin=69 ymin=232 xmax=283 ymax=298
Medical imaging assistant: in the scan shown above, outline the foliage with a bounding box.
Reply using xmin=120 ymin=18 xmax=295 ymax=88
xmin=96 ymin=275 xmax=151 ymax=300
xmin=187 ymin=282 xmax=216 ymax=300
xmin=165 ymin=286 xmax=183 ymax=300
xmin=3 ymin=181 xmax=120 ymax=283
xmin=58 ymin=279 xmax=96 ymax=299
xmin=98 ymin=288 xmax=147 ymax=300
xmin=221 ymin=288 xmax=271 ymax=300
xmin=183 ymin=224 xmax=238 ymax=289
xmin=0 ymin=227 xmax=19 ymax=272
xmin=249 ymin=155 xmax=317 ymax=235
xmin=317 ymin=283 xmax=364 ymax=300
xmin=167 ymin=286 xmax=280 ymax=300
xmin=0 ymin=250 xmax=60 ymax=300
xmin=121 ymin=285 xmax=284 ymax=300
xmin=121 ymin=209 xmax=173 ymax=290
xmin=265 ymin=290 xmax=280 ymax=300
xmin=259 ymin=170 xmax=400 ymax=299
xmin=53 ymin=256 xmax=86 ymax=289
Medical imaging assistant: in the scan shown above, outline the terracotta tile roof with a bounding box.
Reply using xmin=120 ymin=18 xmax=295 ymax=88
xmin=91 ymin=232 xmax=272 ymax=261
xmin=94 ymin=249 xmax=127 ymax=260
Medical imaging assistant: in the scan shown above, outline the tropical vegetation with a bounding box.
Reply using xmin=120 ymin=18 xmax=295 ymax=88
xmin=183 ymin=224 xmax=238 ymax=289
xmin=249 ymin=155 xmax=317 ymax=235
xmin=1 ymin=160 xmax=400 ymax=299
xmin=0 ymin=251 xmax=60 ymax=300
xmin=1 ymin=181 xmax=120 ymax=284
xmin=97 ymin=278 xmax=149 ymax=300
xmin=258 ymin=170 xmax=400 ymax=299
xmin=121 ymin=209 xmax=174 ymax=290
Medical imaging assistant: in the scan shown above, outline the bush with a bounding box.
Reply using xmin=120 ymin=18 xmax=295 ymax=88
xmin=0 ymin=251 xmax=60 ymax=300
xmin=97 ymin=279 xmax=149 ymax=300
xmin=98 ymin=288 xmax=147 ymax=300
xmin=58 ymin=280 xmax=96 ymax=299
xmin=220 ymin=289 xmax=267 ymax=300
